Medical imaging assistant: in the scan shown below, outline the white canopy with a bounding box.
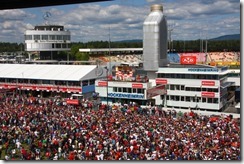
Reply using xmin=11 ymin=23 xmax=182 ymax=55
xmin=0 ymin=64 xmax=104 ymax=81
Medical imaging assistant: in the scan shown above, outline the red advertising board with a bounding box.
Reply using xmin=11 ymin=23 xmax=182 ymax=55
xmin=132 ymin=83 xmax=143 ymax=88
xmin=202 ymin=81 xmax=215 ymax=86
xmin=66 ymin=99 xmax=79 ymax=105
xmin=155 ymin=78 xmax=167 ymax=85
xmin=180 ymin=56 xmax=197 ymax=65
xmin=98 ymin=81 xmax=108 ymax=87
xmin=201 ymin=92 xmax=215 ymax=98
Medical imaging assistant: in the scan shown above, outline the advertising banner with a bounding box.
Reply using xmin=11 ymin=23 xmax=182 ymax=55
xmin=202 ymin=81 xmax=215 ymax=86
xmin=201 ymin=92 xmax=215 ymax=98
xmin=180 ymin=56 xmax=197 ymax=65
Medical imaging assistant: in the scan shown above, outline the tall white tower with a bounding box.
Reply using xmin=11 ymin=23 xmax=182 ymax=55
xmin=143 ymin=4 xmax=168 ymax=71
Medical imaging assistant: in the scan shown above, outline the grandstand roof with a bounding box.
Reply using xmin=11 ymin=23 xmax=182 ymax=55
xmin=79 ymin=48 xmax=143 ymax=52
xmin=0 ymin=64 xmax=104 ymax=81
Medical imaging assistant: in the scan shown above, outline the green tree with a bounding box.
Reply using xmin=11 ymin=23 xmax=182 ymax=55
xmin=75 ymin=52 xmax=89 ymax=61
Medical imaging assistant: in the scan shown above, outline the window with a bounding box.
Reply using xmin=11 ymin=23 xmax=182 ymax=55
xmin=185 ymin=74 xmax=190 ymax=79
xmin=89 ymin=79 xmax=95 ymax=85
xmin=186 ymin=96 xmax=190 ymax=102
xmin=49 ymin=35 xmax=56 ymax=40
xmin=185 ymin=87 xmax=190 ymax=91
xmin=41 ymin=35 xmax=48 ymax=40
xmin=213 ymin=98 xmax=218 ymax=103
xmin=82 ymin=80 xmax=88 ymax=86
xmin=128 ymin=88 xmax=132 ymax=93
xmin=113 ymin=87 xmax=117 ymax=92
xmin=123 ymin=88 xmax=127 ymax=92
xmin=133 ymin=88 xmax=137 ymax=93
xmin=170 ymin=85 xmax=174 ymax=90
xmin=34 ymin=35 xmax=40 ymax=40
xmin=175 ymin=96 xmax=180 ymax=101
xmin=62 ymin=44 xmax=67 ymax=48
xmin=181 ymin=96 xmax=184 ymax=101
xmin=180 ymin=85 xmax=184 ymax=90
xmin=207 ymin=98 xmax=212 ymax=103
xmin=165 ymin=74 xmax=170 ymax=78
xmin=118 ymin=88 xmax=122 ymax=92
xmin=175 ymin=85 xmax=180 ymax=90
xmin=202 ymin=88 xmax=207 ymax=91
xmin=138 ymin=89 xmax=143 ymax=94
xmin=56 ymin=44 xmax=61 ymax=48
xmin=57 ymin=35 xmax=63 ymax=40
xmin=202 ymin=98 xmax=206 ymax=103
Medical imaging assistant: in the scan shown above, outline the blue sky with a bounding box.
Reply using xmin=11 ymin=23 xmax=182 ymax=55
xmin=0 ymin=0 xmax=241 ymax=43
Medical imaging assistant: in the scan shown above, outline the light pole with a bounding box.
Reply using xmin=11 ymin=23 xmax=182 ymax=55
xmin=106 ymin=25 xmax=111 ymax=115
xmin=106 ymin=67 xmax=109 ymax=115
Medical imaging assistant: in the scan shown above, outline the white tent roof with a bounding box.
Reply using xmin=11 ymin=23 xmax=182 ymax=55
xmin=0 ymin=64 xmax=98 ymax=81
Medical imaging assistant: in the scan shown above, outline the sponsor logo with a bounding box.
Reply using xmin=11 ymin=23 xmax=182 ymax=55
xmin=180 ymin=56 xmax=197 ymax=65
xmin=201 ymin=92 xmax=215 ymax=98
xmin=108 ymin=93 xmax=144 ymax=99
xmin=98 ymin=81 xmax=108 ymax=87
xmin=202 ymin=81 xmax=215 ymax=86
xmin=132 ymin=83 xmax=143 ymax=88
xmin=155 ymin=78 xmax=167 ymax=85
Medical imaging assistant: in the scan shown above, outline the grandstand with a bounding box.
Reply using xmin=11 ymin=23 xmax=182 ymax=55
xmin=167 ymin=53 xmax=180 ymax=63
xmin=87 ymin=49 xmax=240 ymax=67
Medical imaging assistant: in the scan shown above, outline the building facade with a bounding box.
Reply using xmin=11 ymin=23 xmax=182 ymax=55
xmin=24 ymin=25 xmax=71 ymax=60
xmin=154 ymin=64 xmax=231 ymax=112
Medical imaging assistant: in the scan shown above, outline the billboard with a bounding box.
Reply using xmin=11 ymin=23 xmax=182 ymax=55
xmin=132 ymin=83 xmax=143 ymax=88
xmin=201 ymin=92 xmax=215 ymax=98
xmin=202 ymin=81 xmax=215 ymax=86
xmin=180 ymin=56 xmax=197 ymax=65
xmin=97 ymin=81 xmax=108 ymax=87
xmin=155 ymin=78 xmax=167 ymax=85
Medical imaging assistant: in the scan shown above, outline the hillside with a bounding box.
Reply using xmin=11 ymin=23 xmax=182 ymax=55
xmin=208 ymin=34 xmax=240 ymax=41
xmin=116 ymin=34 xmax=240 ymax=42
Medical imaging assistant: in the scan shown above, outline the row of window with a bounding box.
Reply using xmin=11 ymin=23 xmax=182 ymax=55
xmin=0 ymin=78 xmax=95 ymax=87
xmin=166 ymin=84 xmax=219 ymax=92
xmin=163 ymin=95 xmax=219 ymax=104
xmin=51 ymin=43 xmax=71 ymax=49
xmin=157 ymin=73 xmax=228 ymax=80
xmin=228 ymin=73 xmax=240 ymax=77
xmin=113 ymin=87 xmax=145 ymax=94
xmin=25 ymin=35 xmax=71 ymax=41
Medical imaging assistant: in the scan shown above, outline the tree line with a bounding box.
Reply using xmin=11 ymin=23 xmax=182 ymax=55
xmin=0 ymin=40 xmax=240 ymax=53
xmin=0 ymin=40 xmax=240 ymax=61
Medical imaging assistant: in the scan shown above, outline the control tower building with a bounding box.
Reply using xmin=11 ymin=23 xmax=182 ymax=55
xmin=143 ymin=4 xmax=168 ymax=72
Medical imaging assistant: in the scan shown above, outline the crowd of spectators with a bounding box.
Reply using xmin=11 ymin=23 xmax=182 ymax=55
xmin=0 ymin=93 xmax=241 ymax=160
